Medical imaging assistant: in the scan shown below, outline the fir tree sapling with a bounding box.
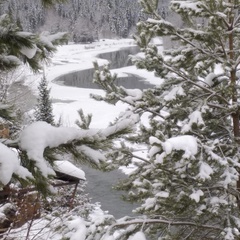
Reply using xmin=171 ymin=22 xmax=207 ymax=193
xmin=0 ymin=4 xmax=68 ymax=143
xmin=34 ymin=74 xmax=55 ymax=125
xmin=92 ymin=0 xmax=240 ymax=239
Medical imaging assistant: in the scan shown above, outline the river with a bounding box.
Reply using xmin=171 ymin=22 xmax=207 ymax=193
xmin=54 ymin=46 xmax=154 ymax=90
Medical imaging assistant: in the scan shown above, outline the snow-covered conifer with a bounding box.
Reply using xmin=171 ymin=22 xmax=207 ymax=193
xmin=0 ymin=14 xmax=68 ymax=72
xmin=92 ymin=0 xmax=240 ymax=239
xmin=34 ymin=74 xmax=54 ymax=125
xmin=0 ymin=0 xmax=68 ymax=183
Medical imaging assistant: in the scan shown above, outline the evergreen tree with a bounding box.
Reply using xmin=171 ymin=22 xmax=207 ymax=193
xmin=0 ymin=0 xmax=67 ymax=133
xmin=35 ymin=74 xmax=54 ymax=125
xmin=92 ymin=0 xmax=240 ymax=239
xmin=0 ymin=0 xmax=78 ymax=193
xmin=0 ymin=0 xmax=147 ymax=40
xmin=0 ymin=0 xmax=67 ymax=138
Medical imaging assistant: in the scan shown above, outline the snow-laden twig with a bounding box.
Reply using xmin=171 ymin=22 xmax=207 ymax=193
xmin=162 ymin=61 xmax=229 ymax=105
xmin=110 ymin=218 xmax=223 ymax=231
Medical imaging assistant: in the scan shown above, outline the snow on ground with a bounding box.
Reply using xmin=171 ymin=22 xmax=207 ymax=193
xmin=23 ymin=38 xmax=162 ymax=129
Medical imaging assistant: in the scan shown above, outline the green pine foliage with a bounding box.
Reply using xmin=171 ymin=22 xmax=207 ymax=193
xmin=0 ymin=0 xmax=67 ymax=140
xmin=0 ymin=0 xmax=68 ymax=122
xmin=0 ymin=1 xmax=67 ymax=191
xmin=0 ymin=14 xmax=68 ymax=72
xmin=35 ymin=75 xmax=55 ymax=125
xmin=92 ymin=0 xmax=240 ymax=239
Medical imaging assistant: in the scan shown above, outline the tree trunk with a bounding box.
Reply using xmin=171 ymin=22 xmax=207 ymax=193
xmin=228 ymin=5 xmax=240 ymax=209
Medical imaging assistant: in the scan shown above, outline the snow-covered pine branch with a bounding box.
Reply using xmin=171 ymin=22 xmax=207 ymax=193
xmin=89 ymin=0 xmax=240 ymax=239
xmin=0 ymin=13 xmax=68 ymax=72
xmin=0 ymin=113 xmax=139 ymax=188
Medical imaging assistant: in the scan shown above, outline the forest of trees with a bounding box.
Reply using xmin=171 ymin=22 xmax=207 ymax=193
xmin=0 ymin=0 xmax=170 ymax=41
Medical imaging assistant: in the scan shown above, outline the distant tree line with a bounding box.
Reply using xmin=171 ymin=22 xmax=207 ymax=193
xmin=0 ymin=0 xmax=170 ymax=42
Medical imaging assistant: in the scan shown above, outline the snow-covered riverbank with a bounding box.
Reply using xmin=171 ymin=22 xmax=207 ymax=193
xmin=23 ymin=38 xmax=161 ymax=129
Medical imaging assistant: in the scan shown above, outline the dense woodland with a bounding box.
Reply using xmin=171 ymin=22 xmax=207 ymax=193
xmin=0 ymin=0 xmax=170 ymax=41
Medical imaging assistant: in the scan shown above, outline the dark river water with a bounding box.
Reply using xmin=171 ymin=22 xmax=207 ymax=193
xmin=54 ymin=46 xmax=154 ymax=90
xmin=81 ymin=165 xmax=138 ymax=218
